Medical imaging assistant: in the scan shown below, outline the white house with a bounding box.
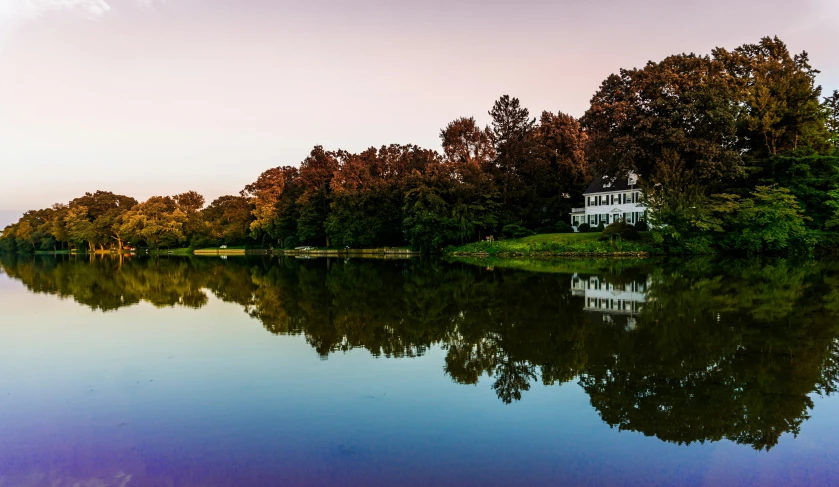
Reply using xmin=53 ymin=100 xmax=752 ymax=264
xmin=570 ymin=273 xmax=650 ymax=330
xmin=571 ymin=173 xmax=647 ymax=230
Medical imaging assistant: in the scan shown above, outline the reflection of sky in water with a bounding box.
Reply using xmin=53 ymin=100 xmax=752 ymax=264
xmin=1 ymin=271 xmax=839 ymax=487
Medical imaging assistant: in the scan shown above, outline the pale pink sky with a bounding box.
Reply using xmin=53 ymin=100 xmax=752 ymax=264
xmin=1 ymin=0 xmax=837 ymax=226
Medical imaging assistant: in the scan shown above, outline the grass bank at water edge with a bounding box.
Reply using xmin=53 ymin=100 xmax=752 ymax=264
xmin=446 ymin=232 xmax=655 ymax=257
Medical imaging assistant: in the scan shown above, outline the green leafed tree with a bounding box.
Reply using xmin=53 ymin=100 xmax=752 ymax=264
xmin=402 ymin=181 xmax=458 ymax=252
xmin=296 ymin=146 xmax=339 ymax=246
xmin=119 ymin=196 xmax=187 ymax=249
xmin=64 ymin=206 xmax=97 ymax=252
xmin=714 ymin=37 xmax=832 ymax=157
xmin=583 ymin=52 xmax=742 ymax=188
xmin=725 ymin=185 xmax=810 ymax=253
xmin=202 ymin=195 xmax=255 ymax=246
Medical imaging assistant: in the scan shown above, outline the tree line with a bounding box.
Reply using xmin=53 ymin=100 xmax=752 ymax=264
xmin=2 ymin=253 xmax=838 ymax=451
xmin=2 ymin=36 xmax=839 ymax=254
xmin=0 ymin=190 xmax=254 ymax=253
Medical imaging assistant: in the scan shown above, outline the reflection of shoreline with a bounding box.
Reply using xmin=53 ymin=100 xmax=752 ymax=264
xmin=278 ymin=248 xmax=421 ymax=257
xmin=2 ymin=254 xmax=839 ymax=452
xmin=571 ymin=274 xmax=649 ymax=329
xmin=199 ymin=254 xmax=419 ymax=260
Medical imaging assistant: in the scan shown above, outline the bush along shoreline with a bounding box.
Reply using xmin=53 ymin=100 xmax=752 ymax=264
xmin=447 ymin=220 xmax=839 ymax=259
xmin=446 ymin=229 xmax=655 ymax=258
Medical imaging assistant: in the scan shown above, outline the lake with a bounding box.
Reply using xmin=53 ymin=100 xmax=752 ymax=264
xmin=1 ymin=254 xmax=838 ymax=486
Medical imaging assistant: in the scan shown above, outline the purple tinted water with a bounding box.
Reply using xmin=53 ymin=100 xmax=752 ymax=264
xmin=1 ymin=256 xmax=838 ymax=486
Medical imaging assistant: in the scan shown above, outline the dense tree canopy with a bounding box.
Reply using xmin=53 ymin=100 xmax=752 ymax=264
xmin=2 ymin=35 xmax=837 ymax=255
xmin=582 ymin=36 xmax=838 ymax=254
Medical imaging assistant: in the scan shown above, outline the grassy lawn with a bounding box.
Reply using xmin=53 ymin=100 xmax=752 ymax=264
xmin=449 ymin=255 xmax=653 ymax=274
xmin=447 ymin=232 xmax=654 ymax=256
xmin=517 ymin=233 xmax=603 ymax=244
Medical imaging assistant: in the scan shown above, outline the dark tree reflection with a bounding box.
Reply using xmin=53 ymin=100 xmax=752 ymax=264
xmin=2 ymin=253 xmax=839 ymax=451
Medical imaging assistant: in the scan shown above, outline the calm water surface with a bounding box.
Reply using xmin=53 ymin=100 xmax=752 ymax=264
xmin=1 ymin=254 xmax=839 ymax=486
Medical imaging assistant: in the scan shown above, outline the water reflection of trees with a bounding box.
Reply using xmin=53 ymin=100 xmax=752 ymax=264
xmin=2 ymin=254 xmax=839 ymax=451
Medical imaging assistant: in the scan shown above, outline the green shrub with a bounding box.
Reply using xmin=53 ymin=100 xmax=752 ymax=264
xmin=634 ymin=220 xmax=648 ymax=231
xmin=0 ymin=237 xmax=17 ymax=254
xmin=599 ymin=221 xmax=641 ymax=241
xmin=283 ymin=235 xmax=300 ymax=249
xmin=814 ymin=231 xmax=839 ymax=253
xmin=577 ymin=223 xmax=591 ymax=233
xmin=596 ymin=221 xmax=606 ymax=232
xmin=554 ymin=222 xmax=574 ymax=233
xmin=502 ymin=224 xmax=535 ymax=239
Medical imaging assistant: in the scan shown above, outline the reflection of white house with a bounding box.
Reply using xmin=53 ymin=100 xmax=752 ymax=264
xmin=571 ymin=274 xmax=650 ymax=330
xmin=571 ymin=174 xmax=647 ymax=230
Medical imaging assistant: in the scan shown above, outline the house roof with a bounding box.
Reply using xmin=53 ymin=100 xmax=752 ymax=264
xmin=584 ymin=176 xmax=638 ymax=194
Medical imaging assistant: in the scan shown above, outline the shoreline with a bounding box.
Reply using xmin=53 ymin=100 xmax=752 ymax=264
xmin=276 ymin=248 xmax=421 ymax=257
xmin=448 ymin=251 xmax=650 ymax=259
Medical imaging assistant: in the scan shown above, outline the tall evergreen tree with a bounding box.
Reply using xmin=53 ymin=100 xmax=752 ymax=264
xmin=489 ymin=95 xmax=536 ymax=226
xmin=825 ymin=90 xmax=839 ymax=151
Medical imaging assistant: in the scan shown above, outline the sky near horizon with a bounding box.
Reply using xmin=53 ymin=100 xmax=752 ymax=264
xmin=0 ymin=0 xmax=837 ymax=227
